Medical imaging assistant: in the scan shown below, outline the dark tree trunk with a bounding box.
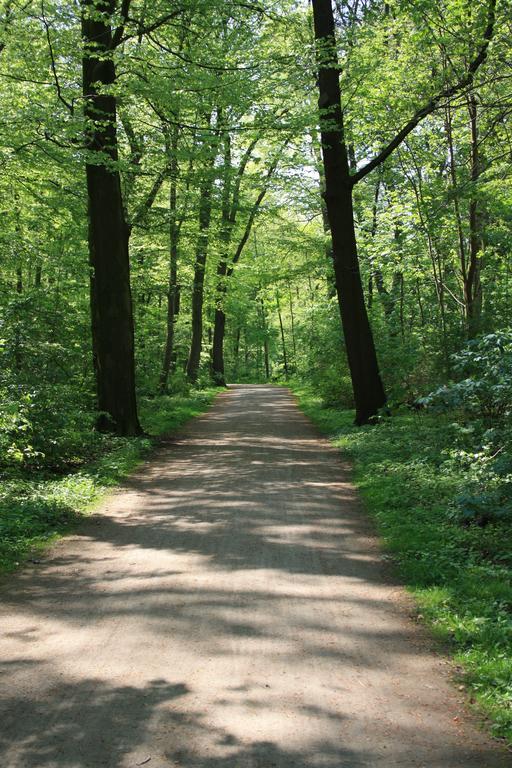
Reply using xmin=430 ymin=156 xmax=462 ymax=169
xmin=213 ymin=182 xmax=271 ymax=379
xmin=260 ymin=297 xmax=270 ymax=379
xmin=244 ymin=328 xmax=249 ymax=374
xmin=445 ymin=101 xmax=469 ymax=337
xmin=186 ymin=180 xmax=212 ymax=382
xmin=159 ymin=125 xmax=180 ymax=392
xmin=288 ymin=281 xmax=297 ymax=366
xmin=367 ymin=174 xmax=381 ymax=311
xmin=186 ymin=119 xmax=217 ymax=382
xmin=82 ymin=0 xmax=141 ymax=435
xmin=312 ymin=0 xmax=386 ymax=424
xmin=263 ymin=338 xmax=270 ymax=380
xmin=401 ymin=145 xmax=450 ymax=368
xmin=212 ymin=132 xmax=233 ymax=386
xmin=374 ymin=216 xmax=403 ymax=325
xmin=212 ymin=301 xmax=227 ymax=385
xmin=276 ymin=289 xmax=289 ymax=381
xmin=466 ymin=94 xmax=483 ymax=336
xmin=256 ymin=343 xmax=262 ymax=381
xmin=14 ymin=219 xmax=22 ymax=369
xmin=446 ymin=95 xmax=482 ymax=337
xmin=311 ymin=134 xmax=336 ymax=298
xmin=233 ymin=326 xmax=241 ymax=379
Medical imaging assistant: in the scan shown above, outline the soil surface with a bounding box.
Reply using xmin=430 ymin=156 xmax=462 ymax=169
xmin=1 ymin=385 xmax=510 ymax=767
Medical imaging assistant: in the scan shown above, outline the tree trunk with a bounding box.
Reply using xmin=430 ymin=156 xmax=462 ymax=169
xmin=445 ymin=102 xmax=469 ymax=337
xmin=312 ymin=0 xmax=386 ymax=424
xmin=14 ymin=199 xmax=23 ymax=294
xmin=367 ymin=173 xmax=382 ymax=311
xmin=212 ymin=132 xmax=233 ymax=386
xmin=259 ymin=295 xmax=270 ymax=380
xmin=256 ymin=343 xmax=262 ymax=381
xmin=159 ymin=125 xmax=180 ymax=392
xmin=244 ymin=328 xmax=249 ymax=374
xmin=276 ymin=289 xmax=289 ymax=380
xmin=288 ymin=281 xmax=297 ymax=367
xmin=186 ymin=179 xmax=213 ymax=382
xmin=466 ymin=94 xmax=483 ymax=336
xmin=263 ymin=337 xmax=270 ymax=380
xmin=233 ymin=326 xmax=241 ymax=379
xmin=212 ymin=302 xmax=227 ymax=384
xmin=211 ymin=136 xmax=274 ymax=385
xmin=311 ymin=133 xmax=336 ymax=298
xmin=399 ymin=144 xmax=450 ymax=370
xmin=186 ymin=117 xmax=217 ymax=382
xmin=82 ymin=0 xmax=141 ymax=435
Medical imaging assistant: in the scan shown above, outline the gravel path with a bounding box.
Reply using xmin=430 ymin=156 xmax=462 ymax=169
xmin=1 ymin=385 xmax=509 ymax=767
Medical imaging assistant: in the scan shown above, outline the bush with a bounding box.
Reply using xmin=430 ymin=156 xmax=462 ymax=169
xmin=421 ymin=331 xmax=512 ymax=525
xmin=0 ymin=381 xmax=119 ymax=473
xmin=420 ymin=331 xmax=512 ymax=422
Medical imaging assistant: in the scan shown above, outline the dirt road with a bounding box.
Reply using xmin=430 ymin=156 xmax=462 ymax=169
xmin=0 ymin=385 xmax=509 ymax=767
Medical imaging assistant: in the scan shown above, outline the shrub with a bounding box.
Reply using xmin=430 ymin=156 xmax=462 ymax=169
xmin=420 ymin=331 xmax=512 ymax=423
xmin=0 ymin=383 xmax=103 ymax=472
xmin=421 ymin=331 xmax=512 ymax=525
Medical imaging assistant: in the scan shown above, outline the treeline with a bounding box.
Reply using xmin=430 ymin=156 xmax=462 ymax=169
xmin=0 ymin=0 xmax=510 ymax=465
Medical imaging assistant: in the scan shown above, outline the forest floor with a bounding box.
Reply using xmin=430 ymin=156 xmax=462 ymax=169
xmin=0 ymin=389 xmax=218 ymax=573
xmin=0 ymin=384 xmax=510 ymax=767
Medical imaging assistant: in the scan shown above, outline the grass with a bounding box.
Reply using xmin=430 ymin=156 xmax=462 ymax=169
xmin=291 ymin=382 xmax=512 ymax=746
xmin=0 ymin=388 xmax=218 ymax=574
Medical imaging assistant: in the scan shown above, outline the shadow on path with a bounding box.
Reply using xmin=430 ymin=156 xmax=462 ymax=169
xmin=0 ymin=386 xmax=509 ymax=767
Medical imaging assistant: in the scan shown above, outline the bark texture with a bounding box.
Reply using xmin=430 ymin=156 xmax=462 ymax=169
xmin=82 ymin=0 xmax=141 ymax=435
xmin=312 ymin=0 xmax=386 ymax=424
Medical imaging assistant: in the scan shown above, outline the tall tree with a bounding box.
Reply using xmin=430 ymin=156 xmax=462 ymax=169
xmin=186 ymin=112 xmax=219 ymax=383
xmin=82 ymin=0 xmax=141 ymax=434
xmin=311 ymin=0 xmax=496 ymax=423
xmin=159 ymin=123 xmax=182 ymax=392
xmin=312 ymin=0 xmax=386 ymax=424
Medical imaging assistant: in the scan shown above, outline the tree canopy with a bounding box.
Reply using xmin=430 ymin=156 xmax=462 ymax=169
xmin=1 ymin=0 xmax=509 ymax=433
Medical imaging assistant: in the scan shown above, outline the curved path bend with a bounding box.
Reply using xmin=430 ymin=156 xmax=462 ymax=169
xmin=0 ymin=385 xmax=509 ymax=767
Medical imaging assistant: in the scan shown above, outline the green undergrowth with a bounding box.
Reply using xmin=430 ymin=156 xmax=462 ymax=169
xmin=0 ymin=388 xmax=218 ymax=574
xmin=291 ymin=382 xmax=512 ymax=746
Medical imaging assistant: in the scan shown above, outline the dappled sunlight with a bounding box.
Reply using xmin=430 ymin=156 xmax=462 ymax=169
xmin=0 ymin=387 xmax=508 ymax=767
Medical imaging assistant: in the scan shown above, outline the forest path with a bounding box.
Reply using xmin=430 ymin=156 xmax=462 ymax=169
xmin=0 ymin=384 xmax=509 ymax=768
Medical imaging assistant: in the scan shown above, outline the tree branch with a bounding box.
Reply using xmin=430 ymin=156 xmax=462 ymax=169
xmin=129 ymin=166 xmax=168 ymax=232
xmin=350 ymin=0 xmax=497 ymax=185
xmin=115 ymin=9 xmax=183 ymax=47
xmin=112 ymin=0 xmax=132 ymax=49
xmin=227 ymin=138 xmax=290 ymax=275
xmin=229 ymin=135 xmax=260 ymax=222
xmin=146 ymin=32 xmax=258 ymax=71
xmin=41 ymin=0 xmax=74 ymax=114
